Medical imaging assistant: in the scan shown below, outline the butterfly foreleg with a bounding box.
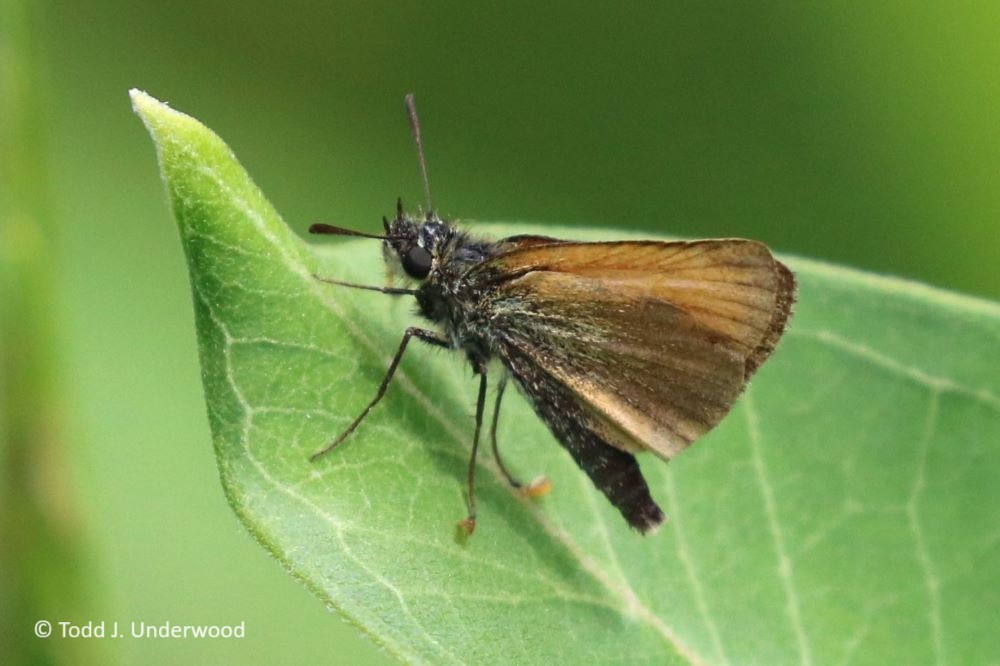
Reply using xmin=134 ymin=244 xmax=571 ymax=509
xmin=310 ymin=326 xmax=448 ymax=461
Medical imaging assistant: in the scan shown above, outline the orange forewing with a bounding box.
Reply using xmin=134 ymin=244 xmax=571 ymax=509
xmin=476 ymin=239 xmax=795 ymax=459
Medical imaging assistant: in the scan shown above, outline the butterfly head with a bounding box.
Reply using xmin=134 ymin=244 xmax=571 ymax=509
xmin=382 ymin=200 xmax=454 ymax=282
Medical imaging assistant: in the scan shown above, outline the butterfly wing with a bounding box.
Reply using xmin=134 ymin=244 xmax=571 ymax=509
xmin=466 ymin=238 xmax=795 ymax=532
xmin=479 ymin=238 xmax=795 ymax=458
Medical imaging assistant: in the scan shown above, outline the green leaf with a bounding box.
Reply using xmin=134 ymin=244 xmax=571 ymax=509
xmin=132 ymin=89 xmax=1000 ymax=665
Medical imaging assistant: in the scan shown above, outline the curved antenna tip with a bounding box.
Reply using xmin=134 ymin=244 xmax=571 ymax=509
xmin=405 ymin=95 xmax=434 ymax=213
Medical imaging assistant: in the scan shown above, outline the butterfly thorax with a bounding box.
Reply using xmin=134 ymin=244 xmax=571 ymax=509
xmin=383 ymin=213 xmax=501 ymax=366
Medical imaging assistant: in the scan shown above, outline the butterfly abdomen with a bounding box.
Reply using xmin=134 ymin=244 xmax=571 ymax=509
xmin=500 ymin=343 xmax=666 ymax=534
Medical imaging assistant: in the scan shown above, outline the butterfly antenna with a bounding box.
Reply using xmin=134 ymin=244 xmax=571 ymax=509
xmin=309 ymin=223 xmax=390 ymax=240
xmin=405 ymin=93 xmax=434 ymax=214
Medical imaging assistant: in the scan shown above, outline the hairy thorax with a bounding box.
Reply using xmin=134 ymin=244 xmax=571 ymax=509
xmin=415 ymin=256 xmax=497 ymax=368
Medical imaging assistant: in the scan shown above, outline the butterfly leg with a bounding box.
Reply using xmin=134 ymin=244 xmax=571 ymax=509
xmin=310 ymin=327 xmax=449 ymax=461
xmin=459 ymin=371 xmax=489 ymax=535
xmin=489 ymin=375 xmax=552 ymax=498
xmin=489 ymin=374 xmax=522 ymax=489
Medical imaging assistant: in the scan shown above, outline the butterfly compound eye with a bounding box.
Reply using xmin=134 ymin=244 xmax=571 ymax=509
xmin=401 ymin=245 xmax=433 ymax=279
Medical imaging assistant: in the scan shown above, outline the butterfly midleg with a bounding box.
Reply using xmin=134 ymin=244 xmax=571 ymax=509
xmin=310 ymin=326 xmax=449 ymax=461
xmin=489 ymin=374 xmax=523 ymax=489
xmin=460 ymin=371 xmax=489 ymax=534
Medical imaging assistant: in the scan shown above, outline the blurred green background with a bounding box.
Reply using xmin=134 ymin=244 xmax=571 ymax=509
xmin=3 ymin=1 xmax=998 ymax=664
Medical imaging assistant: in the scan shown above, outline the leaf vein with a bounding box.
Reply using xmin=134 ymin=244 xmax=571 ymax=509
xmin=744 ymin=391 xmax=813 ymax=666
xmin=907 ymin=389 xmax=944 ymax=666
xmin=663 ymin=473 xmax=732 ymax=666
xmin=792 ymin=328 xmax=999 ymax=409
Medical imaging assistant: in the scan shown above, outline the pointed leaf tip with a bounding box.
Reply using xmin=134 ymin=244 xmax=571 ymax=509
xmin=129 ymin=88 xmax=167 ymax=124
